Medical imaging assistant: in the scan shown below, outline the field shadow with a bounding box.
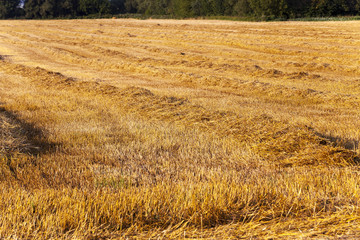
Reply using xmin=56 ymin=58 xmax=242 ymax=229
xmin=317 ymin=132 xmax=359 ymax=152
xmin=0 ymin=107 xmax=60 ymax=156
xmin=0 ymin=55 xmax=12 ymax=61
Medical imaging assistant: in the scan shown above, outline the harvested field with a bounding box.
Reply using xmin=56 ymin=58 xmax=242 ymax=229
xmin=0 ymin=19 xmax=360 ymax=239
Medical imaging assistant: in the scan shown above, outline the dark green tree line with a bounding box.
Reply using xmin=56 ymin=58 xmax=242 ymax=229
xmin=123 ymin=0 xmax=360 ymax=18
xmin=22 ymin=0 xmax=112 ymax=18
xmin=1 ymin=0 xmax=360 ymax=19
xmin=0 ymin=0 xmax=21 ymax=19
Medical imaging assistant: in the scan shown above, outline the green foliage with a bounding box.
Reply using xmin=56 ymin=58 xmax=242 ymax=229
xmin=125 ymin=0 xmax=360 ymax=19
xmin=24 ymin=0 xmax=42 ymax=18
xmin=8 ymin=0 xmax=360 ymax=20
xmin=124 ymin=0 xmax=138 ymax=13
xmin=170 ymin=0 xmax=193 ymax=17
xmin=24 ymin=0 xmax=61 ymax=18
xmin=308 ymin=0 xmax=360 ymax=16
xmin=78 ymin=0 xmax=110 ymax=16
xmin=58 ymin=0 xmax=79 ymax=17
xmin=0 ymin=0 xmax=20 ymax=19
xmin=191 ymin=0 xmax=212 ymax=16
xmin=233 ymin=0 xmax=251 ymax=16
xmin=110 ymin=0 xmax=125 ymax=14
xmin=136 ymin=0 xmax=170 ymax=15
xmin=39 ymin=0 xmax=57 ymax=18
xmin=247 ymin=0 xmax=288 ymax=19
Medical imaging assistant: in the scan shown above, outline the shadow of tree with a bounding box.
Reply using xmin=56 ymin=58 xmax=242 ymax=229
xmin=316 ymin=131 xmax=359 ymax=152
xmin=0 ymin=107 xmax=60 ymax=157
xmin=314 ymin=130 xmax=360 ymax=165
xmin=0 ymin=55 xmax=12 ymax=61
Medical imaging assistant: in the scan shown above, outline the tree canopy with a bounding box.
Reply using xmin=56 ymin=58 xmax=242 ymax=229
xmin=1 ymin=0 xmax=360 ymax=19
xmin=0 ymin=0 xmax=21 ymax=19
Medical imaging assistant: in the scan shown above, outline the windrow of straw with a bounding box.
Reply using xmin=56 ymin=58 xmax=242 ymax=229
xmin=0 ymin=60 xmax=358 ymax=167
xmin=6 ymin=27 xmax=360 ymax=110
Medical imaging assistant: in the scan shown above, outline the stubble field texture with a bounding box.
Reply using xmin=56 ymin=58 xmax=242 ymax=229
xmin=0 ymin=19 xmax=360 ymax=239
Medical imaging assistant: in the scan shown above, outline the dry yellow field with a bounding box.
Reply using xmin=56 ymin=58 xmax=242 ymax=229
xmin=0 ymin=19 xmax=360 ymax=239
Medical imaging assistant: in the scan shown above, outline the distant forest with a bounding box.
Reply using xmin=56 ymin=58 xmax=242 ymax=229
xmin=1 ymin=0 xmax=360 ymax=20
